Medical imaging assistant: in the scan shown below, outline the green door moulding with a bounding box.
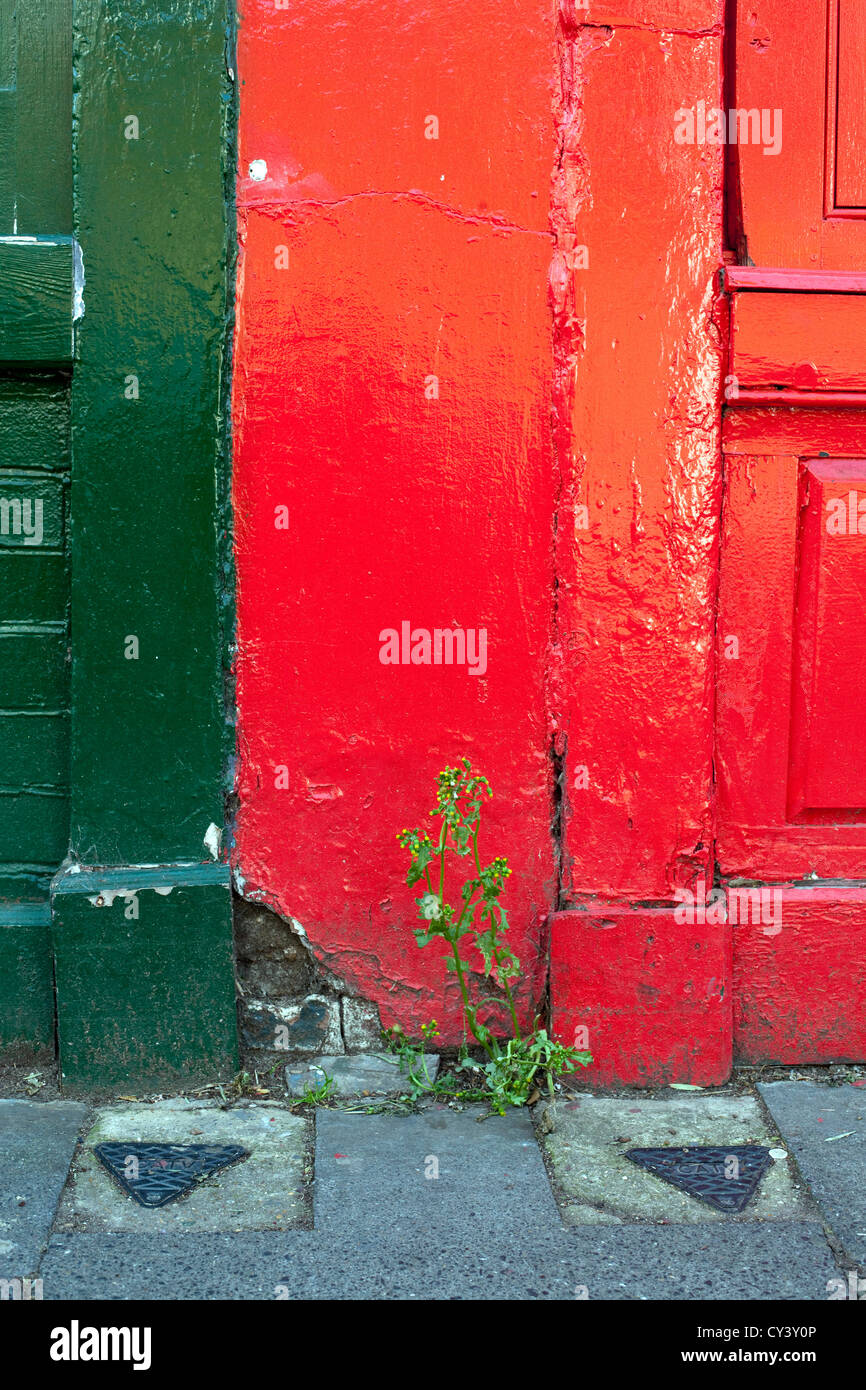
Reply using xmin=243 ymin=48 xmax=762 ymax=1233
xmin=49 ymin=0 xmax=239 ymax=1092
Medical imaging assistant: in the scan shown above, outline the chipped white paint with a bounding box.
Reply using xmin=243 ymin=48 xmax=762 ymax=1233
xmin=289 ymin=914 xmax=310 ymax=945
xmin=204 ymin=823 xmax=221 ymax=859
xmin=72 ymin=239 xmax=85 ymax=321
xmin=87 ymin=891 xmax=137 ymax=909
xmin=248 ymin=159 xmax=268 ymax=181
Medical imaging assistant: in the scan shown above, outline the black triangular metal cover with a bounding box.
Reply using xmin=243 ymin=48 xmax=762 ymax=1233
xmin=94 ymin=1141 xmax=249 ymax=1208
xmin=625 ymin=1144 xmax=772 ymax=1212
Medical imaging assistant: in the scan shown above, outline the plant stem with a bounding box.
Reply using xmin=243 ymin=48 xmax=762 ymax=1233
xmin=503 ymin=976 xmax=522 ymax=1041
xmin=450 ymin=939 xmax=496 ymax=1060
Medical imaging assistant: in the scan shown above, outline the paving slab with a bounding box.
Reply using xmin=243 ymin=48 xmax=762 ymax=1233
xmin=758 ymin=1081 xmax=866 ymax=1266
xmin=55 ymin=1099 xmax=308 ymax=1234
xmin=0 ymin=1100 xmax=87 ymax=1277
xmin=315 ymin=1105 xmax=561 ymax=1235
xmin=543 ymin=1094 xmax=811 ymax=1223
xmin=285 ymin=1051 xmax=439 ymax=1098
xmin=39 ymin=1221 xmax=838 ymax=1300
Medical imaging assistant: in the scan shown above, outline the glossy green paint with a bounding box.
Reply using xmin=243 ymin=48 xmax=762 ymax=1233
xmin=52 ymin=865 xmax=237 ymax=1092
xmin=0 ymin=1 xmax=238 ymax=1079
xmin=0 ymin=907 xmax=55 ymax=1057
xmin=0 ymin=0 xmax=73 ymax=235
xmin=0 ymin=0 xmax=73 ymax=1050
xmin=0 ymin=239 xmax=74 ymax=364
xmin=70 ymin=0 xmax=234 ymax=865
xmin=47 ymin=0 xmax=239 ymax=1088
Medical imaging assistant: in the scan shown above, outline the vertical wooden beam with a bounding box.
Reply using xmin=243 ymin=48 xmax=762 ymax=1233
xmin=52 ymin=0 xmax=238 ymax=1090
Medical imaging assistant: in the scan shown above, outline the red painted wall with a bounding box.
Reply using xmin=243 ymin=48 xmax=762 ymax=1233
xmin=232 ymin=0 xmax=560 ymax=1038
xmin=231 ymin=0 xmax=866 ymax=1079
xmin=232 ymin=0 xmax=729 ymax=1066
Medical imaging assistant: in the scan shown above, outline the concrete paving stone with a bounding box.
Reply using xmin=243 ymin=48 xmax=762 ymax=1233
xmin=315 ymin=1105 xmax=562 ymax=1235
xmin=55 ymin=1099 xmax=308 ymax=1234
xmin=285 ymin=1051 xmax=439 ymax=1098
xmin=0 ymin=1100 xmax=88 ymax=1278
xmin=38 ymin=1221 xmax=838 ymax=1300
xmin=758 ymin=1081 xmax=866 ymax=1266
xmin=544 ymin=1094 xmax=812 ymax=1223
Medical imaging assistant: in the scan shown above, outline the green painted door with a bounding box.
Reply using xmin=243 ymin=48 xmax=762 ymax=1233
xmin=0 ymin=0 xmax=73 ymax=1053
xmin=0 ymin=0 xmax=237 ymax=1086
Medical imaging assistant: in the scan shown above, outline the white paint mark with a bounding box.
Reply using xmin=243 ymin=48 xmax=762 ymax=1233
xmin=87 ymin=891 xmax=137 ymax=908
xmin=248 ymin=159 xmax=268 ymax=181
xmin=204 ymin=823 xmax=221 ymax=860
xmin=289 ymin=915 xmax=310 ymax=945
xmin=72 ymin=239 xmax=85 ymax=321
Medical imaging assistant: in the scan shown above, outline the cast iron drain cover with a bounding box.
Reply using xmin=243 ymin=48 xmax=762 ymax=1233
xmin=625 ymin=1144 xmax=773 ymax=1213
xmin=94 ymin=1142 xmax=249 ymax=1208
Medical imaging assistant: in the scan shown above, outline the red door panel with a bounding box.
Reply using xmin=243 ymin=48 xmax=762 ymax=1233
xmin=717 ymin=448 xmax=866 ymax=879
xmin=789 ymin=460 xmax=866 ymax=817
xmin=732 ymin=292 xmax=866 ymax=391
xmin=734 ymin=0 xmax=866 ymax=269
xmin=834 ymin=0 xmax=866 ymax=208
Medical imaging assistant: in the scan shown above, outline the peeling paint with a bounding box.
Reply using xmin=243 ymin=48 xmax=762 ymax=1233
xmin=72 ymin=238 xmax=85 ymax=320
xmin=203 ymin=823 xmax=222 ymax=860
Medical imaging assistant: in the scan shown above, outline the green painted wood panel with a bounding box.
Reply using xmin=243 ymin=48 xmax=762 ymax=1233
xmin=0 ymin=378 xmax=70 ymax=469
xmin=0 ymin=4 xmax=17 ymax=233
xmin=0 ymin=790 xmax=67 ymax=861
xmin=0 ymin=712 xmax=69 ymax=785
xmin=0 ymin=238 xmax=74 ymax=363
xmin=52 ymin=870 xmax=237 ymax=1090
xmin=0 ymin=553 xmax=68 ymax=622
xmin=0 ymin=0 xmax=72 ymax=1046
xmin=0 ymin=474 xmax=64 ymax=547
xmin=0 ymin=0 xmax=72 ymax=236
xmin=0 ymin=627 xmax=67 ymax=707
xmin=0 ymin=917 xmax=55 ymax=1055
xmin=70 ymin=0 xmax=233 ymax=864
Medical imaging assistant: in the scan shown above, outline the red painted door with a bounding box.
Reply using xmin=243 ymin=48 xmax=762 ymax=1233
xmin=718 ymin=0 xmax=866 ymax=1061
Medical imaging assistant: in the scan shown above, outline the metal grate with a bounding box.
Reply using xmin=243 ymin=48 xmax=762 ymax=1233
xmin=94 ymin=1141 xmax=249 ymax=1208
xmin=625 ymin=1144 xmax=773 ymax=1213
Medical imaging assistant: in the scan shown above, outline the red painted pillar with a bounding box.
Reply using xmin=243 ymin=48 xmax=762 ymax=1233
xmin=548 ymin=1 xmax=730 ymax=1084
